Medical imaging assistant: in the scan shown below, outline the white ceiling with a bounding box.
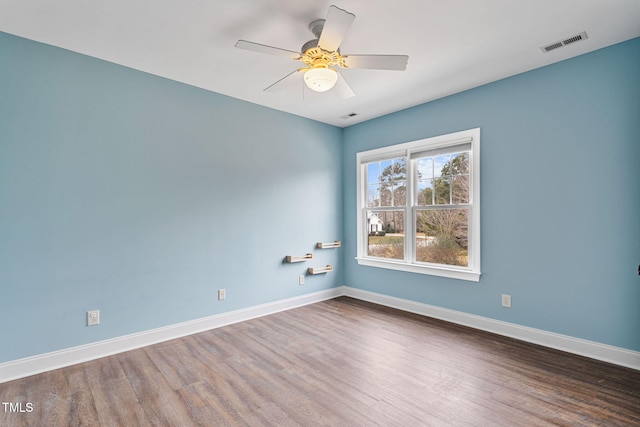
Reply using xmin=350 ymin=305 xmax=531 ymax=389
xmin=1 ymin=0 xmax=639 ymax=127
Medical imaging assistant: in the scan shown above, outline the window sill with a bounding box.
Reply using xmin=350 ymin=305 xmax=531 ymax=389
xmin=355 ymin=257 xmax=481 ymax=282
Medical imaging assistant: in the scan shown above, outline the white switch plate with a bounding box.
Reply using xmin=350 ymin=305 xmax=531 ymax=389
xmin=87 ymin=310 xmax=100 ymax=326
xmin=218 ymin=289 xmax=226 ymax=300
xmin=299 ymin=275 xmax=305 ymax=285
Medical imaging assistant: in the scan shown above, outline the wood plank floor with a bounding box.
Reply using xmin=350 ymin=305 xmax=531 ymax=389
xmin=1 ymin=297 xmax=639 ymax=426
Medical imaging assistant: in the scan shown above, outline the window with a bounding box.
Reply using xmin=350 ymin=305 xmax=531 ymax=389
xmin=356 ymin=128 xmax=480 ymax=281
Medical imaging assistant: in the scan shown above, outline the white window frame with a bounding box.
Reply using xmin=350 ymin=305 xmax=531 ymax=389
xmin=356 ymin=128 xmax=481 ymax=282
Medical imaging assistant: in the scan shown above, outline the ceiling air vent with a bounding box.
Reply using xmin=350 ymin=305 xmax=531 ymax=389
xmin=339 ymin=112 xmax=359 ymax=120
xmin=540 ymin=31 xmax=588 ymax=53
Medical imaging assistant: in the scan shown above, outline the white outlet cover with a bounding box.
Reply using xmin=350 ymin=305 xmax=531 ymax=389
xmin=501 ymin=294 xmax=512 ymax=308
xmin=87 ymin=310 xmax=100 ymax=326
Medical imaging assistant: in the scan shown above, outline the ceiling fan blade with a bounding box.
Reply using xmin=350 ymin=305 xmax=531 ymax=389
xmin=334 ymin=72 xmax=356 ymax=99
xmin=318 ymin=5 xmax=355 ymax=52
xmin=264 ymin=70 xmax=302 ymax=92
xmin=343 ymin=55 xmax=409 ymax=70
xmin=235 ymin=40 xmax=301 ymax=59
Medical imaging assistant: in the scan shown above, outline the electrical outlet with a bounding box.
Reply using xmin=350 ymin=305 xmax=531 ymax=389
xmin=87 ymin=310 xmax=100 ymax=326
xmin=218 ymin=289 xmax=226 ymax=301
xmin=501 ymin=294 xmax=512 ymax=308
xmin=299 ymin=275 xmax=305 ymax=285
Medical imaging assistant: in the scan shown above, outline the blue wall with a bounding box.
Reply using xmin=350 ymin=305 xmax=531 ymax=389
xmin=1 ymin=31 xmax=638 ymax=363
xmin=0 ymin=32 xmax=343 ymax=362
xmin=342 ymin=38 xmax=640 ymax=351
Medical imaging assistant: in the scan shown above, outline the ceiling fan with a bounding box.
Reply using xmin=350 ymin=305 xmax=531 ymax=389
xmin=234 ymin=5 xmax=409 ymax=98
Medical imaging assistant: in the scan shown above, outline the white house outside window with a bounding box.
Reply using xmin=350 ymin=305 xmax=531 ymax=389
xmin=356 ymin=128 xmax=481 ymax=282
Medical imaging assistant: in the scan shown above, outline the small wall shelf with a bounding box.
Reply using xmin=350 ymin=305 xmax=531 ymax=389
xmin=285 ymin=253 xmax=313 ymax=263
xmin=316 ymin=241 xmax=341 ymax=249
xmin=307 ymin=265 xmax=333 ymax=275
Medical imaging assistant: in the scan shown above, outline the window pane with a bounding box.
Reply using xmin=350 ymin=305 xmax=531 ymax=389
xmin=416 ymin=208 xmax=468 ymax=267
xmin=367 ymin=184 xmax=380 ymax=207
xmin=416 ymin=179 xmax=434 ymax=205
xmin=367 ymin=210 xmax=405 ymax=260
xmin=433 ymin=178 xmax=451 ymax=204
xmin=367 ymin=162 xmax=380 ymax=180
xmin=380 ymin=159 xmax=405 ymax=181
xmin=433 ymin=154 xmax=451 ymax=178
xmin=379 ymin=187 xmax=393 ymax=207
xmin=416 ymin=158 xmax=433 ymax=180
xmin=451 ymin=152 xmax=469 ymax=175
xmin=379 ymin=159 xmax=393 ymax=173
xmin=393 ymin=180 xmax=407 ymax=206
xmin=451 ymin=175 xmax=469 ymax=204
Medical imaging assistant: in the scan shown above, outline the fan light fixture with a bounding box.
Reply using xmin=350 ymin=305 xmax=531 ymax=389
xmin=234 ymin=5 xmax=409 ymax=98
xmin=303 ymin=68 xmax=338 ymax=92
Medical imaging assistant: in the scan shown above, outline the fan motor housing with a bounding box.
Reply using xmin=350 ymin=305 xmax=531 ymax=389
xmin=300 ymin=44 xmax=345 ymax=68
xmin=301 ymin=39 xmax=320 ymax=54
xmin=300 ymin=18 xmax=347 ymax=69
xmin=308 ymin=19 xmax=325 ymax=38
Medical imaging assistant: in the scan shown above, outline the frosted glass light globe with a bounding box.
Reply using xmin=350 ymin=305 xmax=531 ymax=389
xmin=303 ymin=68 xmax=338 ymax=92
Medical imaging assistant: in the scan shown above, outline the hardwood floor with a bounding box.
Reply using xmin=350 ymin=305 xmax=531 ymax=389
xmin=1 ymin=297 xmax=639 ymax=426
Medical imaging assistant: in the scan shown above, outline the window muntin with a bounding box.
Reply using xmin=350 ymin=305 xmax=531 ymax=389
xmin=356 ymin=129 xmax=480 ymax=281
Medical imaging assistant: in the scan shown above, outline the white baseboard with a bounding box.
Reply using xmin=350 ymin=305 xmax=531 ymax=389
xmin=343 ymin=287 xmax=640 ymax=371
xmin=2 ymin=285 xmax=638 ymax=383
xmin=0 ymin=287 xmax=344 ymax=384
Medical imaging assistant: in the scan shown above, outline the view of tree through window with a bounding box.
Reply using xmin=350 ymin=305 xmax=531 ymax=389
xmin=365 ymin=152 xmax=470 ymax=266
xmin=366 ymin=158 xmax=406 ymax=260
xmin=357 ymin=128 xmax=480 ymax=280
xmin=415 ymin=152 xmax=469 ymax=267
